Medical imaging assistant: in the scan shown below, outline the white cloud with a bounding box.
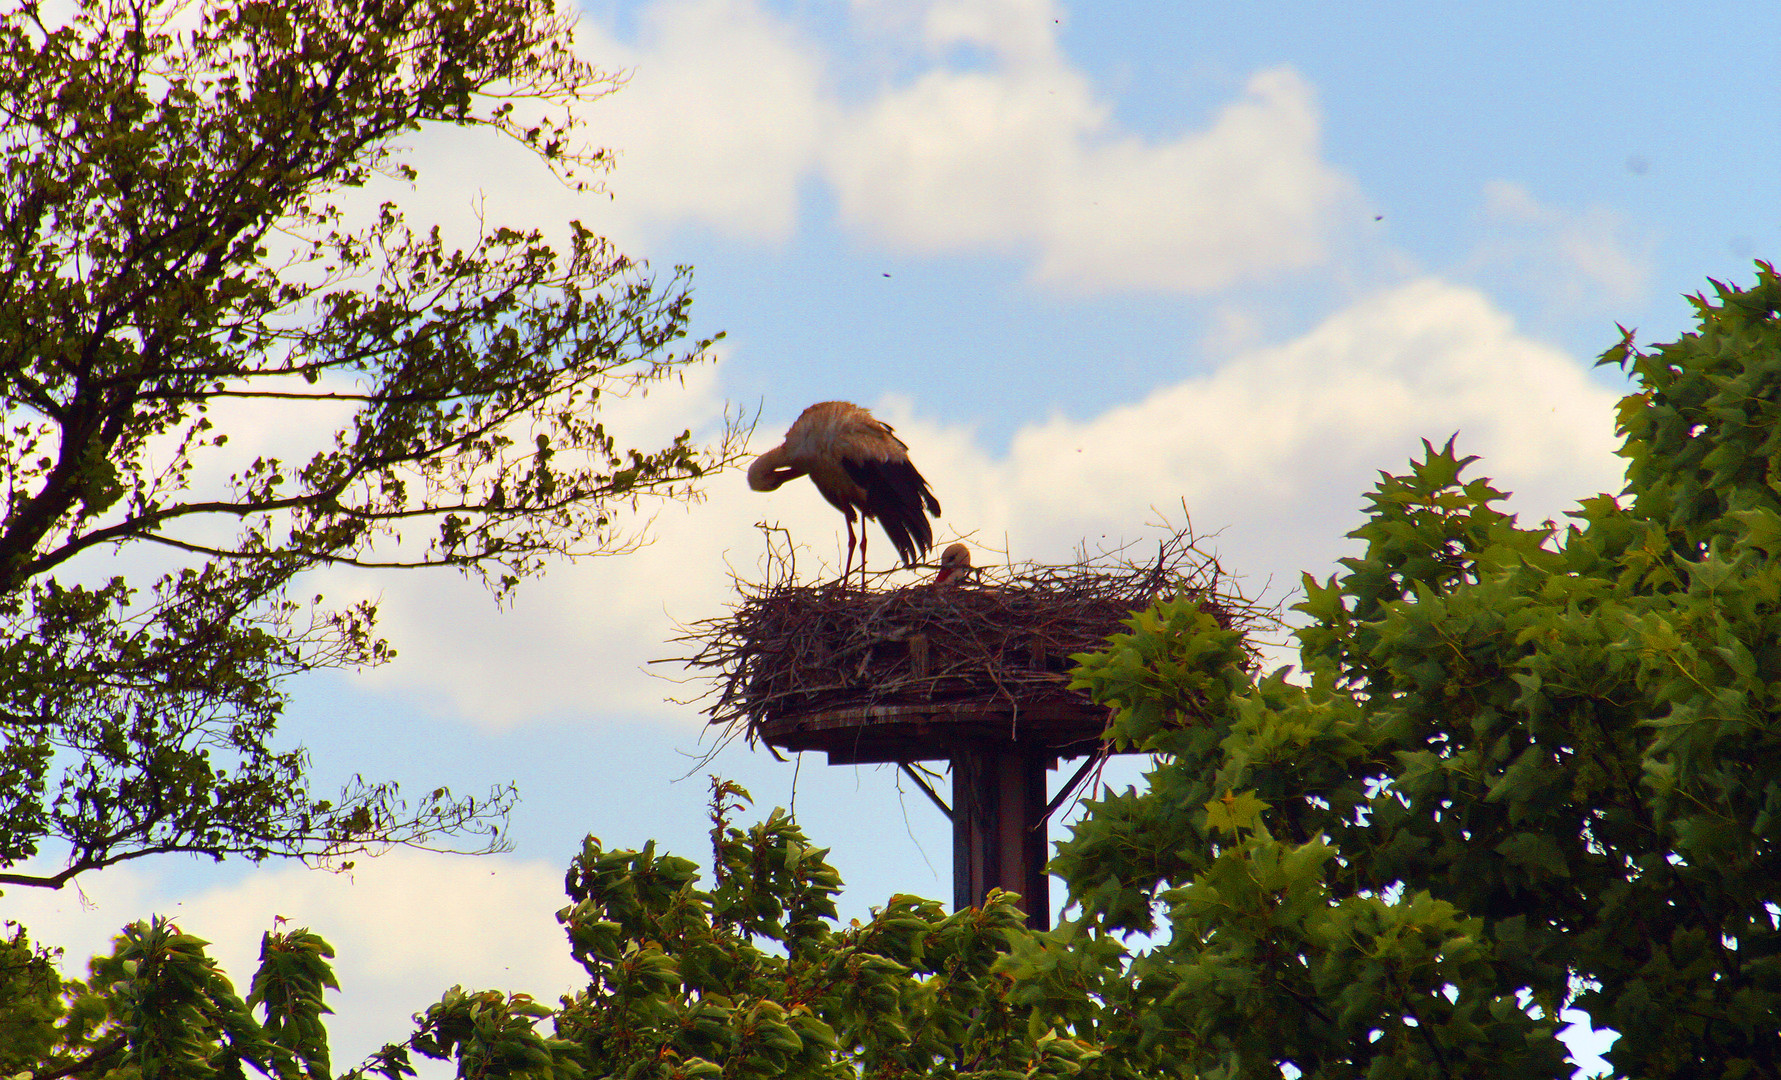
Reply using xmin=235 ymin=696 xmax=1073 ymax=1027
xmin=332 ymin=0 xmax=836 ymax=262
xmin=1043 ymin=67 xmax=1351 ymax=292
xmin=573 ymin=0 xmax=834 ymax=243
xmin=1010 ymin=277 xmax=1615 ymax=512
xmin=836 ymin=278 xmax=1624 ymax=633
xmin=826 ymin=55 xmax=1356 ymax=293
xmin=1473 ymin=180 xmax=1656 ymax=312
xmin=464 ymin=0 xmax=1363 ymax=294
xmin=914 ymin=0 xmax=1070 ymax=65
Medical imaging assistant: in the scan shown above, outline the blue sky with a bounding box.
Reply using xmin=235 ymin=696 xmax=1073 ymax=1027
xmin=12 ymin=0 xmax=1780 ymax=1071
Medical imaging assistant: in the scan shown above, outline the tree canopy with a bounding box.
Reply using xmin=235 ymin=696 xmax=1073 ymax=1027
xmin=0 ymin=0 xmax=741 ymax=890
xmin=1028 ymin=262 xmax=1781 ymax=1078
xmin=6 ymin=782 xmax=1099 ymax=1080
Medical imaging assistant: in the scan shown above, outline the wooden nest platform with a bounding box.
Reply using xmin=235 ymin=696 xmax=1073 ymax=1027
xmin=677 ymin=527 xmax=1272 ymax=764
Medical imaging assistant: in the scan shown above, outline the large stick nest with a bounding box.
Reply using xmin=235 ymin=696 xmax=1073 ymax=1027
xmin=673 ymin=525 xmax=1277 ymax=753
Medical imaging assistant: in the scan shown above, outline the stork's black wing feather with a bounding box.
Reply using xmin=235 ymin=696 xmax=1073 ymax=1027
xmin=843 ymin=456 xmax=941 ymax=566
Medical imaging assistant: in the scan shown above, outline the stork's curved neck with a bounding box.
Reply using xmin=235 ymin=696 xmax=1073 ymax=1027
xmin=747 ymin=447 xmax=805 ymax=491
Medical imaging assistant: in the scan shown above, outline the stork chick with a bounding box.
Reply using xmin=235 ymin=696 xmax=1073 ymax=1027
xmin=934 ymin=542 xmax=972 ymax=586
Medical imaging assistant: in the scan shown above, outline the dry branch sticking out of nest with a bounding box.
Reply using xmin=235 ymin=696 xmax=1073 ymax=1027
xmin=673 ymin=526 xmax=1276 ymax=751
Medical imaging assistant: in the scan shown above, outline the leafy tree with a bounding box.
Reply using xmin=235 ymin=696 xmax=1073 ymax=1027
xmin=1016 ymin=263 xmax=1781 ymax=1078
xmin=6 ymin=916 xmax=342 ymax=1079
xmin=1 ymin=923 xmax=67 ymax=1072
xmin=0 ymin=0 xmax=741 ymax=889
xmin=537 ymin=780 xmax=1093 ymax=1080
xmin=7 ymin=783 xmax=1098 ymax=1080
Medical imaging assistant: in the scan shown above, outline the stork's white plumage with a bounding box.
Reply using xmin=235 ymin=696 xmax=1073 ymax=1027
xmin=748 ymin=401 xmax=941 ymax=585
xmin=934 ymin=542 xmax=972 ymax=585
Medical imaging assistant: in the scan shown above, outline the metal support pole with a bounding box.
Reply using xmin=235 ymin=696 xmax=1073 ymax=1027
xmin=952 ymin=745 xmax=1052 ymax=930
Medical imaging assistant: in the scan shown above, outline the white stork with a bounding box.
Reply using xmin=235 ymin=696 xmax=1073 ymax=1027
xmin=748 ymin=401 xmax=941 ymax=585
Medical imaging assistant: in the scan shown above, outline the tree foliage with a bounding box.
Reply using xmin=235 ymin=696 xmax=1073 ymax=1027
xmin=0 ymin=0 xmax=742 ymax=889
xmin=7 ymin=782 xmax=1098 ymax=1080
xmin=537 ymin=779 xmax=1093 ymax=1080
xmin=1017 ymin=263 xmax=1781 ymax=1078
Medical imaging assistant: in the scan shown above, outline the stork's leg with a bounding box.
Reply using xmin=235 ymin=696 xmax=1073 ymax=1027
xmin=857 ymin=525 xmax=869 ymax=588
xmin=841 ymin=517 xmax=857 ymax=587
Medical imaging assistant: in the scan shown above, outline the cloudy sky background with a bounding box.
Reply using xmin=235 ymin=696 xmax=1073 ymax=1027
xmin=10 ymin=0 xmax=1781 ymax=1071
